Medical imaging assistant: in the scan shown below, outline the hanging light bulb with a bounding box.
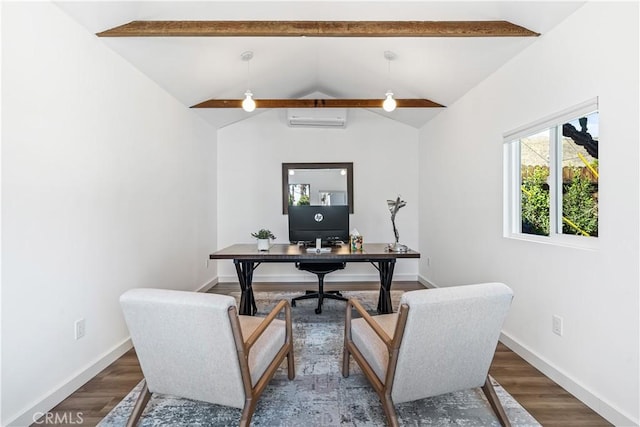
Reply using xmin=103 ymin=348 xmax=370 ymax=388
xmin=382 ymin=51 xmax=397 ymax=112
xmin=241 ymin=51 xmax=256 ymax=112
xmin=383 ymin=92 xmax=396 ymax=112
xmin=242 ymin=91 xmax=256 ymax=112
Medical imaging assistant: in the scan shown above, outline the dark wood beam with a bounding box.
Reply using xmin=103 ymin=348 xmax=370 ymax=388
xmin=97 ymin=20 xmax=539 ymax=38
xmin=190 ymin=98 xmax=445 ymax=109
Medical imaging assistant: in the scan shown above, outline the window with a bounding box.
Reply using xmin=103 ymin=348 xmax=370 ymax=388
xmin=288 ymin=183 xmax=310 ymax=206
xmin=504 ymin=99 xmax=599 ymax=247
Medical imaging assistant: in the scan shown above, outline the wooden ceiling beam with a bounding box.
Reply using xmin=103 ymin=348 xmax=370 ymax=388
xmin=97 ymin=20 xmax=539 ymax=38
xmin=190 ymin=98 xmax=445 ymax=109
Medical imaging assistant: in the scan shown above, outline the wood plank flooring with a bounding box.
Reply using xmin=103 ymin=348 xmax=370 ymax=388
xmin=37 ymin=282 xmax=611 ymax=426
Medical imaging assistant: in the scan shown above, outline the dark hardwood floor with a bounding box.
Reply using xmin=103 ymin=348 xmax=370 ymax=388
xmin=38 ymin=281 xmax=611 ymax=426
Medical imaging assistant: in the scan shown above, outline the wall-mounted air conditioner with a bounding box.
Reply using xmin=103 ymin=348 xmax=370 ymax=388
xmin=287 ymin=108 xmax=347 ymax=128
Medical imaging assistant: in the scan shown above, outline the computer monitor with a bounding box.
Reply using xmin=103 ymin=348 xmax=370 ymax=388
xmin=288 ymin=205 xmax=349 ymax=246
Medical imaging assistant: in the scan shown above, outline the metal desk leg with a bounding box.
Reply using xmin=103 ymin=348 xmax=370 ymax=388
xmin=377 ymin=259 xmax=396 ymax=314
xmin=234 ymin=260 xmax=258 ymax=316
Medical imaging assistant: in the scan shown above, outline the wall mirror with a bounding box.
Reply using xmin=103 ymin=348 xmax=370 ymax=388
xmin=282 ymin=162 xmax=354 ymax=214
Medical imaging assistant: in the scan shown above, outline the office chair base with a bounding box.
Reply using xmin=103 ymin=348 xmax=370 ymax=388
xmin=292 ymin=291 xmax=348 ymax=313
xmin=293 ymin=263 xmax=346 ymax=314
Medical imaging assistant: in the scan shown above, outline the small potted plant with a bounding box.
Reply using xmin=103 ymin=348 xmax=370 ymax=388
xmin=251 ymin=229 xmax=276 ymax=251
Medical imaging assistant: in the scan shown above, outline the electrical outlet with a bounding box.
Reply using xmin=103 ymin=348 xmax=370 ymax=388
xmin=426 ymin=257 xmax=431 ymax=267
xmin=552 ymin=315 xmax=563 ymax=336
xmin=75 ymin=318 xmax=86 ymax=340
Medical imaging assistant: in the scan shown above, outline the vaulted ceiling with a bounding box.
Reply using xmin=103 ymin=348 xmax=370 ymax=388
xmin=55 ymin=1 xmax=584 ymax=129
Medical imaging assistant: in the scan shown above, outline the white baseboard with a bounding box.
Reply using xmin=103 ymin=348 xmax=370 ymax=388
xmin=6 ymin=338 xmax=133 ymax=427
xmin=417 ymin=274 xmax=436 ymax=288
xmin=499 ymin=331 xmax=638 ymax=427
xmin=217 ymin=272 xmax=419 ymax=283
xmin=196 ymin=276 xmax=218 ymax=293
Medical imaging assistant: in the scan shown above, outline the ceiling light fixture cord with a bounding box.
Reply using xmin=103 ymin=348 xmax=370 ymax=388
xmin=387 ymin=56 xmax=392 ymax=90
xmin=246 ymin=58 xmax=250 ymax=91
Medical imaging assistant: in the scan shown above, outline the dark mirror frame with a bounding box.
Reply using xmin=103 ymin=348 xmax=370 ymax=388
xmin=282 ymin=162 xmax=354 ymax=214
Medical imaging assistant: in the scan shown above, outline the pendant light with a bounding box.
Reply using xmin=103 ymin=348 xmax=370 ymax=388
xmin=241 ymin=51 xmax=256 ymax=112
xmin=382 ymin=51 xmax=397 ymax=112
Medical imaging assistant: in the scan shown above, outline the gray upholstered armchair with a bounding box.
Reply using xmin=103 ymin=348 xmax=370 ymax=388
xmin=342 ymin=282 xmax=513 ymax=427
xmin=120 ymin=288 xmax=295 ymax=427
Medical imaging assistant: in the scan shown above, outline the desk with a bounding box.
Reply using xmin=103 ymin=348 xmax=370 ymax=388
xmin=210 ymin=243 xmax=420 ymax=315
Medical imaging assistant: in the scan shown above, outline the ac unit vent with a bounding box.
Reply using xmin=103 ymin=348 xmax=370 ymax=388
xmin=287 ymin=108 xmax=347 ymax=128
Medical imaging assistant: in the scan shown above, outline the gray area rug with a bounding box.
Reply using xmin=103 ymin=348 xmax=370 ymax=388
xmin=100 ymin=290 xmax=540 ymax=426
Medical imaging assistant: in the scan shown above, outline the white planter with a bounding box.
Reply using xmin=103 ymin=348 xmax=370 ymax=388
xmin=257 ymin=239 xmax=270 ymax=251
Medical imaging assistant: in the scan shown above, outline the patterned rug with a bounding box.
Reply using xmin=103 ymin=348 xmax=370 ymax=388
xmin=99 ymin=290 xmax=540 ymax=426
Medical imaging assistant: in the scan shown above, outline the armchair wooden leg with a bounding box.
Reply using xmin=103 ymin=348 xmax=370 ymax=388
xmin=342 ymin=346 xmax=351 ymax=377
xmin=284 ymin=300 xmax=296 ymax=380
xmin=343 ymin=300 xmax=352 ymax=377
xmin=240 ymin=397 xmax=257 ymax=427
xmin=380 ymin=393 xmax=399 ymax=427
xmin=481 ymin=376 xmax=511 ymax=427
xmin=126 ymin=379 xmax=151 ymax=427
xmin=287 ymin=344 xmax=296 ymax=380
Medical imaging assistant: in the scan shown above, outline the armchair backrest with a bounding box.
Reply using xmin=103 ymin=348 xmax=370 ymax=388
xmin=120 ymin=288 xmax=246 ymax=409
xmin=391 ymin=282 xmax=513 ymax=403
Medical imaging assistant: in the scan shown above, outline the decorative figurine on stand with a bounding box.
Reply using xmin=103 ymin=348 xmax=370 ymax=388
xmin=387 ymin=195 xmax=408 ymax=252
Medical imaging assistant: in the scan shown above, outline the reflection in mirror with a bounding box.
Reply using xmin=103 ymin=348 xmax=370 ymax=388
xmin=289 ymin=184 xmax=310 ymax=206
xmin=282 ymin=162 xmax=353 ymax=214
xmin=319 ymin=191 xmax=347 ymax=206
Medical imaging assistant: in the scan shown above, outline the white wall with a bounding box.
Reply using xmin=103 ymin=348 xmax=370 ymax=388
xmin=418 ymin=2 xmax=638 ymax=425
xmin=1 ymin=2 xmax=217 ymax=425
xmin=217 ymin=108 xmax=419 ymax=282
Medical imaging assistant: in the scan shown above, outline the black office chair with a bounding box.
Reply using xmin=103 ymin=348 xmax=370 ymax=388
xmin=291 ymin=262 xmax=347 ymax=314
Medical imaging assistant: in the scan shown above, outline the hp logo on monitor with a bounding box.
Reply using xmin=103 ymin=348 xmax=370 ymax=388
xmin=314 ymin=213 xmax=324 ymax=222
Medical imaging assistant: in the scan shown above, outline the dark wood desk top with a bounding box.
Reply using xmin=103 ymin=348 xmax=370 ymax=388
xmin=210 ymin=243 xmax=420 ymax=262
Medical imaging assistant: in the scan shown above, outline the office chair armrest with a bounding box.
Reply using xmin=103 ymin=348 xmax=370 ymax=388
xmin=244 ymin=299 xmax=291 ymax=351
xmin=346 ymin=298 xmax=393 ymax=347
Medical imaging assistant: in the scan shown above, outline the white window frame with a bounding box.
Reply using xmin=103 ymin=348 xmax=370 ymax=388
xmin=503 ymin=98 xmax=599 ymax=250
